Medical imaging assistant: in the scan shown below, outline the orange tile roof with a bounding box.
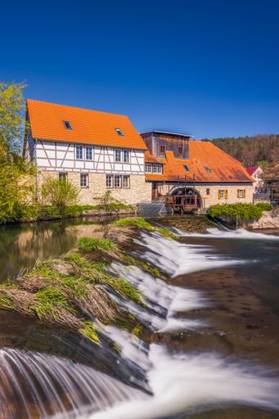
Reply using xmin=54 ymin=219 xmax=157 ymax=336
xmin=26 ymin=99 xmax=146 ymax=150
xmin=145 ymin=141 xmax=252 ymax=183
xmin=144 ymin=149 xmax=162 ymax=163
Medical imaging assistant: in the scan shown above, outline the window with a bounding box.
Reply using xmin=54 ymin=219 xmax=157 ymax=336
xmin=76 ymin=145 xmax=83 ymax=160
xmin=85 ymin=146 xmax=93 ymax=160
xmin=145 ymin=163 xmax=152 ymax=173
xmin=59 ymin=172 xmax=68 ymax=182
xmin=204 ymin=165 xmax=212 ymax=173
xmin=63 ymin=120 xmax=72 ymax=130
xmin=178 ymin=145 xmax=183 ymax=154
xmin=206 ymin=188 xmax=210 ymax=195
xmin=237 ymin=189 xmax=246 ymax=198
xmin=160 ymin=145 xmax=166 ymax=155
xmin=184 ymin=165 xmax=189 ymax=172
xmin=123 ymin=175 xmax=130 ymax=189
xmin=218 ymin=189 xmax=228 ymax=200
xmin=115 ymin=128 xmax=124 ymax=137
xmin=114 ymin=175 xmax=122 ymax=188
xmin=115 ymin=149 xmax=121 ymax=162
xmin=123 ymin=149 xmax=130 ymax=163
xmin=80 ymin=173 xmax=89 ymax=188
xmin=106 ymin=174 xmax=114 ymax=188
xmin=152 ymin=164 xmax=162 ymax=173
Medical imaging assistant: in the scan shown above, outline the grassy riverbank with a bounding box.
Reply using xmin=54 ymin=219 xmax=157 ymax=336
xmin=0 ymin=217 xmax=169 ymax=347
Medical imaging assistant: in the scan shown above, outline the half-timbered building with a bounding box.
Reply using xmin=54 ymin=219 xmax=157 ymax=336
xmin=24 ymin=100 xmax=151 ymax=204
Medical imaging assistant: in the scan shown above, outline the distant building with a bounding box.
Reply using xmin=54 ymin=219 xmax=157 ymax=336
xmin=142 ymin=131 xmax=253 ymax=209
xmin=264 ymin=164 xmax=279 ymax=205
xmin=23 ymin=100 xmax=151 ymax=205
xmin=246 ymin=166 xmax=264 ymax=192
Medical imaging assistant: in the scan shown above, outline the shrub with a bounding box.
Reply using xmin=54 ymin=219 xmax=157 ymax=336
xmin=255 ymin=202 xmax=272 ymax=211
xmin=208 ymin=203 xmax=271 ymax=223
xmin=78 ymin=237 xmax=115 ymax=252
xmin=41 ymin=178 xmax=78 ymax=215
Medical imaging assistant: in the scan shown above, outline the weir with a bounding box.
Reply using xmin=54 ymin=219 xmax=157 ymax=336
xmin=0 ymin=228 xmax=278 ymax=418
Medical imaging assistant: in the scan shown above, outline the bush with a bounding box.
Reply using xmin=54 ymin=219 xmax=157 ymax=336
xmin=41 ymin=178 xmax=78 ymax=215
xmin=208 ymin=203 xmax=271 ymax=223
xmin=255 ymin=202 xmax=272 ymax=211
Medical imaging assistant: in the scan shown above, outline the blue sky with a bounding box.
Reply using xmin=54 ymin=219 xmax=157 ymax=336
xmin=1 ymin=0 xmax=279 ymax=138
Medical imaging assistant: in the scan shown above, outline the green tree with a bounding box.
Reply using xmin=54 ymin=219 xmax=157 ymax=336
xmin=0 ymin=82 xmax=26 ymax=153
xmin=41 ymin=177 xmax=79 ymax=215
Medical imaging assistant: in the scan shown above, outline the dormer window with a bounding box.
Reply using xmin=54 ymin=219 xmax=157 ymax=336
xmin=184 ymin=165 xmax=189 ymax=172
xmin=115 ymin=128 xmax=124 ymax=137
xmin=63 ymin=120 xmax=72 ymax=130
xmin=204 ymin=165 xmax=212 ymax=173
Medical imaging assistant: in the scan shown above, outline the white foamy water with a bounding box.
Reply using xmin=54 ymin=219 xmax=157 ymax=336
xmin=174 ymin=227 xmax=279 ymax=240
xmin=108 ymin=263 xmax=206 ymax=332
xmin=89 ymin=343 xmax=279 ymax=419
xmin=0 ymin=348 xmax=143 ymax=419
xmin=135 ymin=232 xmax=245 ymax=276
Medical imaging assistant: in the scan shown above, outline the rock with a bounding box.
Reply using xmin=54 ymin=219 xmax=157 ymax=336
xmin=249 ymin=210 xmax=279 ymax=229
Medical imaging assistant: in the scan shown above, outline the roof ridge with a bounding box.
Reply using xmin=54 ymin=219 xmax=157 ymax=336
xmin=26 ymin=98 xmax=129 ymax=119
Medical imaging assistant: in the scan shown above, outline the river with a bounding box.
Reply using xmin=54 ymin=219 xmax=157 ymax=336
xmin=0 ymin=217 xmax=278 ymax=419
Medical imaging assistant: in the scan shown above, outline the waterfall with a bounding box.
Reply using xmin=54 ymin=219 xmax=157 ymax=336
xmin=0 ymin=230 xmax=278 ymax=418
xmin=173 ymin=227 xmax=279 ymax=240
xmin=0 ymin=348 xmax=144 ymax=419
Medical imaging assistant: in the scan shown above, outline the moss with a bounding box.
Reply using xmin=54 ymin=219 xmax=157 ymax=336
xmin=0 ymin=294 xmax=14 ymax=310
xmin=155 ymin=226 xmax=177 ymax=240
xmin=120 ymin=254 xmax=162 ymax=278
xmin=131 ymin=324 xmax=143 ymax=338
xmin=33 ymin=287 xmax=74 ymax=320
xmin=115 ymin=217 xmax=154 ymax=231
xmin=78 ymin=237 xmax=115 ymax=252
xmin=30 ymin=261 xmax=58 ymax=280
xmin=59 ymin=276 xmax=89 ymax=298
xmin=105 ymin=276 xmax=141 ymax=304
xmin=79 ymin=321 xmax=100 ymax=345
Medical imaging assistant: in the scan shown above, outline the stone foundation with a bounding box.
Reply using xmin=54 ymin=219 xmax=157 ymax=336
xmin=37 ymin=170 xmax=151 ymax=205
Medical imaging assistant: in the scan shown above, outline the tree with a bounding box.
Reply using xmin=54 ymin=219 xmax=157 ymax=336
xmin=41 ymin=177 xmax=79 ymax=214
xmin=0 ymin=82 xmax=25 ymax=153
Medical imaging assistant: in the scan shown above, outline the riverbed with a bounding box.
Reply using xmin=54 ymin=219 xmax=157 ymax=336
xmin=0 ymin=217 xmax=278 ymax=418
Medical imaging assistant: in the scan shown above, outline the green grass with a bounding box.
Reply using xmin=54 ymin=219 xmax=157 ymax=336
xmin=120 ymin=254 xmax=161 ymax=278
xmin=33 ymin=287 xmax=73 ymax=320
xmin=0 ymin=294 xmax=14 ymax=310
xmin=115 ymin=217 xmax=155 ymax=231
xmin=106 ymin=277 xmax=141 ymax=304
xmin=79 ymin=321 xmax=100 ymax=344
xmin=59 ymin=276 xmax=89 ymax=298
xmin=78 ymin=237 xmax=115 ymax=252
xmin=30 ymin=261 xmax=58 ymax=279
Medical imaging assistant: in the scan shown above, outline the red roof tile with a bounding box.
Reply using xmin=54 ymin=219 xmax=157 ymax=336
xmin=26 ymin=99 xmax=146 ymax=150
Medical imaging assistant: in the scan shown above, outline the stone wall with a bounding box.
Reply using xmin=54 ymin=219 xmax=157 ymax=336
xmin=37 ymin=170 xmax=151 ymax=205
xmin=153 ymin=183 xmax=253 ymax=208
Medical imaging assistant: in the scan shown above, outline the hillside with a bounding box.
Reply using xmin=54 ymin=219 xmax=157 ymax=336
xmin=211 ymin=135 xmax=279 ymax=167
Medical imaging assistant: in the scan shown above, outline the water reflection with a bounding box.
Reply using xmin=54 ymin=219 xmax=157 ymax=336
xmin=0 ymin=218 xmax=112 ymax=281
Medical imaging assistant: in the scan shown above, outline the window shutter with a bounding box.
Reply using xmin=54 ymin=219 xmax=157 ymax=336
xmin=225 ymin=190 xmax=228 ymax=199
xmin=218 ymin=190 xmax=221 ymax=200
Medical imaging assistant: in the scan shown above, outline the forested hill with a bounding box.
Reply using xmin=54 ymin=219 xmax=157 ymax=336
xmin=210 ymin=135 xmax=279 ymax=167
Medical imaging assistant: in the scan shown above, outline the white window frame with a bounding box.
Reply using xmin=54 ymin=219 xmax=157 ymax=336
xmin=145 ymin=163 xmax=152 ymax=173
xmin=123 ymin=149 xmax=130 ymax=163
xmin=115 ymin=149 xmax=121 ymax=162
xmin=76 ymin=145 xmax=83 ymax=160
xmin=114 ymin=174 xmax=122 ymax=188
xmin=122 ymin=175 xmax=130 ymax=189
xmin=80 ymin=173 xmax=89 ymax=188
xmin=85 ymin=146 xmax=93 ymax=160
xmin=106 ymin=174 xmax=114 ymax=189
